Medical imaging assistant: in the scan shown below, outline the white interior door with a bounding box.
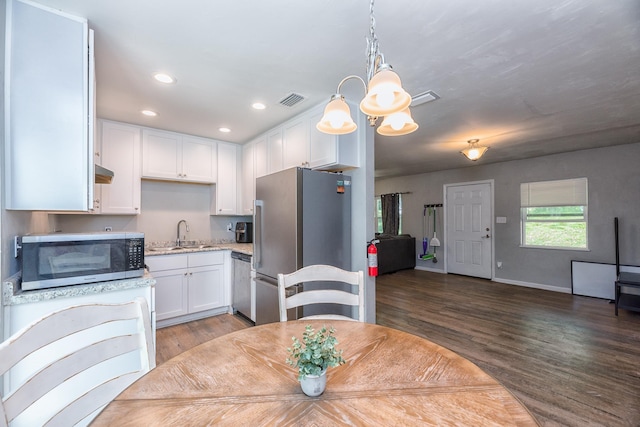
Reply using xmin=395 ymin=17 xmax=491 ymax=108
xmin=446 ymin=182 xmax=493 ymax=279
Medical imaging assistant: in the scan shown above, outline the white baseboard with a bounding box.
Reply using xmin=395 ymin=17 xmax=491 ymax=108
xmin=156 ymin=306 xmax=231 ymax=329
xmin=492 ymin=277 xmax=571 ymax=294
xmin=414 ymin=266 xmax=446 ymax=274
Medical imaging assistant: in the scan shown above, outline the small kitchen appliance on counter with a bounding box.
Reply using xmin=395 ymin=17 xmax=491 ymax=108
xmin=235 ymin=222 xmax=253 ymax=243
xmin=19 ymin=231 xmax=145 ymax=291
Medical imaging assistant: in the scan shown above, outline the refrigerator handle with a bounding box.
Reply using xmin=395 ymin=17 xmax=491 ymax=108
xmin=254 ymin=199 xmax=263 ymax=269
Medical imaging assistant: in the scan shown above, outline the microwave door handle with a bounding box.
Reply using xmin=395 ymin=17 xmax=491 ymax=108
xmin=254 ymin=200 xmax=263 ymax=269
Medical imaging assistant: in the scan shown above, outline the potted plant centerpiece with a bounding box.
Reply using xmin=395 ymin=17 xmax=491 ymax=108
xmin=286 ymin=325 xmax=345 ymax=396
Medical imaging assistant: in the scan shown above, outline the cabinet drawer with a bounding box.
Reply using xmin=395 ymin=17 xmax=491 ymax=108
xmin=146 ymin=254 xmax=188 ymax=272
xmin=188 ymin=251 xmax=224 ymax=267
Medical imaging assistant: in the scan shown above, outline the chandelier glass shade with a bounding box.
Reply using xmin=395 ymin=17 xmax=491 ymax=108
xmin=315 ymin=95 xmax=357 ymax=135
xmin=377 ymin=108 xmax=418 ymax=136
xmin=316 ymin=0 xmax=417 ymax=137
xmin=460 ymin=139 xmax=489 ymax=161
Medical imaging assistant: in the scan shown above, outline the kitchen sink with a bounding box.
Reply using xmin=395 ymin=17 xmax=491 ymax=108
xmin=148 ymin=246 xmax=182 ymax=251
xmin=181 ymin=244 xmax=215 ymax=249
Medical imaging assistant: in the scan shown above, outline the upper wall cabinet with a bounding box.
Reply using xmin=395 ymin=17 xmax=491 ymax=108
xmin=211 ymin=142 xmax=241 ymax=215
xmin=282 ymin=117 xmax=309 ymax=170
xmin=307 ymin=102 xmax=359 ymax=171
xmin=142 ymin=129 xmax=217 ymax=184
xmin=5 ymin=0 xmax=94 ymax=211
xmin=97 ymin=120 xmax=142 ymax=214
xmin=241 ymin=136 xmax=267 ymax=215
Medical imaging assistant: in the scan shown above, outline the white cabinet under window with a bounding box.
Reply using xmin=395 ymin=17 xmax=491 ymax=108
xmin=96 ymin=120 xmax=141 ymax=214
xmin=142 ymin=129 xmax=217 ymax=183
xmin=147 ymin=252 xmax=226 ymax=325
xmin=5 ymin=0 xmax=94 ymax=211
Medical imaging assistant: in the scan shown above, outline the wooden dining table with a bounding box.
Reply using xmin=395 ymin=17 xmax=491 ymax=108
xmin=91 ymin=320 xmax=538 ymax=426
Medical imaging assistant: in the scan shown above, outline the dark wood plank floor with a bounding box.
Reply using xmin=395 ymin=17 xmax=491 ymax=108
xmin=156 ymin=269 xmax=640 ymax=427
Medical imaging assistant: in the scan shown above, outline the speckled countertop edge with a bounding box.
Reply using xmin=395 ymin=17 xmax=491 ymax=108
xmin=144 ymin=243 xmax=253 ymax=256
xmin=3 ymin=272 xmax=155 ymax=306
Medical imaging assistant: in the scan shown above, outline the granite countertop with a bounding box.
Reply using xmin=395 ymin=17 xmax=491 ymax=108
xmin=2 ymin=272 xmax=156 ymax=306
xmin=144 ymin=242 xmax=253 ymax=256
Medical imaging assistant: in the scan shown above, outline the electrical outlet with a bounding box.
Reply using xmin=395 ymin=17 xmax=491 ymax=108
xmin=226 ymin=223 xmax=234 ymax=232
xmin=497 ymin=261 xmax=503 ymax=269
xmin=105 ymin=226 xmax=112 ymax=232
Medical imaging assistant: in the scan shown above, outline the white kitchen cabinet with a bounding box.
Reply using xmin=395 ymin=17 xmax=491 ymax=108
xmin=142 ymin=129 xmax=217 ymax=183
xmin=307 ymin=103 xmax=360 ymax=171
xmin=212 ymin=142 xmax=240 ymax=215
xmin=267 ymin=128 xmax=284 ymax=174
xmin=241 ymin=136 xmax=268 ymax=215
xmin=147 ymin=251 xmax=226 ymax=325
xmin=282 ymin=117 xmax=309 ymax=170
xmin=5 ymin=0 xmax=94 ymax=211
xmin=97 ymin=120 xmax=142 ymax=214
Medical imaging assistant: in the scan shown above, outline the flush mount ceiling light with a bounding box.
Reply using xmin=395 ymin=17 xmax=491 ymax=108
xmin=461 ymin=139 xmax=489 ymax=161
xmin=153 ymin=72 xmax=176 ymax=84
xmin=317 ymin=0 xmax=418 ymax=137
xmin=252 ymin=102 xmax=266 ymax=110
xmin=141 ymin=109 xmax=157 ymax=117
xmin=219 ymin=127 xmax=231 ymax=133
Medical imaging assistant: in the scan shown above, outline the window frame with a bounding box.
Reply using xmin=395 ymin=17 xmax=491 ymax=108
xmin=520 ymin=178 xmax=589 ymax=251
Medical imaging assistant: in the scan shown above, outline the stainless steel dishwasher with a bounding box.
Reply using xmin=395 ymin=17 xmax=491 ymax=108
xmin=231 ymin=251 xmax=252 ymax=321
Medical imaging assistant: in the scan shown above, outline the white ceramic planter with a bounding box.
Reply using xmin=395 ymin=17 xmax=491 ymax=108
xmin=299 ymin=370 xmax=327 ymax=397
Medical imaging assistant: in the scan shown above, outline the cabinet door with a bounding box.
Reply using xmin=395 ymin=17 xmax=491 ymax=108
xmin=282 ymin=118 xmax=309 ymax=169
xmin=6 ymin=0 xmax=92 ymax=211
xmin=241 ymin=142 xmax=256 ymax=215
xmin=181 ymin=136 xmax=217 ymax=183
xmin=188 ymin=265 xmax=225 ymax=313
xmin=214 ymin=143 xmax=239 ymax=215
xmin=254 ymin=136 xmax=268 ymax=178
xmin=100 ymin=121 xmax=141 ymax=214
xmin=267 ymin=129 xmax=284 ymax=174
xmin=142 ymin=129 xmax=181 ymax=180
xmin=308 ymin=109 xmax=338 ymax=168
xmin=152 ymin=269 xmax=189 ymax=321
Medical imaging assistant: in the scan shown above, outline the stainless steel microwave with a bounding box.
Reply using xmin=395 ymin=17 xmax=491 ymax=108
xmin=19 ymin=232 xmax=145 ymax=291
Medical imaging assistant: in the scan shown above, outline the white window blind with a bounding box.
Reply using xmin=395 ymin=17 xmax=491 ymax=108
xmin=520 ymin=178 xmax=587 ymax=207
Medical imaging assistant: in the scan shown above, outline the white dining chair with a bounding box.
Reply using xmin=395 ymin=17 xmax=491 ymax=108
xmin=278 ymin=264 xmax=365 ymax=322
xmin=0 ymin=297 xmax=155 ymax=427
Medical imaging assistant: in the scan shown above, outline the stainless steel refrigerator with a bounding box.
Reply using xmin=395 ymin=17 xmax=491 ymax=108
xmin=253 ymin=167 xmax=351 ymax=325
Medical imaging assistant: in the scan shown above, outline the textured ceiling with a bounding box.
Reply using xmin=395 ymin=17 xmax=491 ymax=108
xmin=31 ymin=0 xmax=640 ymax=177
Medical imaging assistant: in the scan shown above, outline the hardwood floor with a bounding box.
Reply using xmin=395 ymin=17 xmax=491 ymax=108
xmin=156 ymin=269 xmax=640 ymax=426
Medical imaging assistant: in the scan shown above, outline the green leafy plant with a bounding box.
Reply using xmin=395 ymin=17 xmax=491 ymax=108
xmin=286 ymin=325 xmax=345 ymax=380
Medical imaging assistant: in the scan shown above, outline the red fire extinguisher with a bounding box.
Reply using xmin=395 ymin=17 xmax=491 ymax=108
xmin=367 ymin=239 xmax=379 ymax=277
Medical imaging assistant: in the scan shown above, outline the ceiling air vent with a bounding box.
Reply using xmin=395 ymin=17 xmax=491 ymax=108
xmin=279 ymin=93 xmax=305 ymax=107
xmin=411 ymin=90 xmax=440 ymax=107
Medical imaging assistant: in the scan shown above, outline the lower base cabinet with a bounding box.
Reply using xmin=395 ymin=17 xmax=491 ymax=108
xmin=147 ymin=251 xmax=227 ymax=323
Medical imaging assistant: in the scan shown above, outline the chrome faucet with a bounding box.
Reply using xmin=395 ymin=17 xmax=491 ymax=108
xmin=176 ymin=219 xmax=189 ymax=247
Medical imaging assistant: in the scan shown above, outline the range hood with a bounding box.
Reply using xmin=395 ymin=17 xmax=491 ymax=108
xmin=95 ymin=164 xmax=114 ymax=184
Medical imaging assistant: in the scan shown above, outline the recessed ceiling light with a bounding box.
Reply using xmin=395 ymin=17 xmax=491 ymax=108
xmin=153 ymin=73 xmax=176 ymax=84
xmin=219 ymin=127 xmax=231 ymax=133
xmin=141 ymin=110 xmax=157 ymax=117
xmin=252 ymin=102 xmax=266 ymax=110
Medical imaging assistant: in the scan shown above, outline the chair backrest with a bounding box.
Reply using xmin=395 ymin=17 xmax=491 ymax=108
xmin=0 ymin=297 xmax=155 ymax=427
xmin=278 ymin=264 xmax=365 ymax=322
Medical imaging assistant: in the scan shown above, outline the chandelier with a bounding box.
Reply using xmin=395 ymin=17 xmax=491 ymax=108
xmin=316 ymin=0 xmax=418 ymax=136
xmin=460 ymin=139 xmax=489 ymax=161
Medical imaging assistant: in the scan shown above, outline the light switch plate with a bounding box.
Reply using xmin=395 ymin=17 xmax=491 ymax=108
xmin=496 ymin=216 xmax=507 ymax=224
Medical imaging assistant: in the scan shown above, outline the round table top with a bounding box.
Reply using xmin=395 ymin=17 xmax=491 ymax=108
xmin=91 ymin=320 xmax=538 ymax=426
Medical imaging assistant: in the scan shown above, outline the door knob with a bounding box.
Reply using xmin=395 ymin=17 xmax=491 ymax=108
xmin=482 ymin=234 xmax=490 ymax=239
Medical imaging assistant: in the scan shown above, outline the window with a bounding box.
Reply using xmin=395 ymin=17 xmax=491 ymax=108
xmin=375 ymin=195 xmax=403 ymax=234
xmin=520 ymin=178 xmax=588 ymax=250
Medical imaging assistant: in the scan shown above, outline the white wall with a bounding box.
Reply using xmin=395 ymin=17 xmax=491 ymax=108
xmin=375 ymin=142 xmax=640 ymax=292
xmin=56 ymin=180 xmax=250 ymax=244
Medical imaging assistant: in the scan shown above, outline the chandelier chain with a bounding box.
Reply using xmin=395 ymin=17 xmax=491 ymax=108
xmin=366 ymin=0 xmax=379 ymax=82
